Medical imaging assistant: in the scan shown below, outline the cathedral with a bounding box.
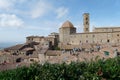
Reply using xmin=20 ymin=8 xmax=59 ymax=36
xmin=59 ymin=13 xmax=120 ymax=48
xmin=26 ymin=13 xmax=120 ymax=49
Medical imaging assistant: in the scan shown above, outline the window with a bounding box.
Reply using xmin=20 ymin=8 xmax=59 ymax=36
xmin=86 ymin=28 xmax=88 ymax=31
xmin=17 ymin=50 xmax=19 ymax=53
xmin=30 ymin=59 xmax=34 ymax=62
xmin=107 ymin=39 xmax=110 ymax=43
xmin=86 ymin=22 xmax=88 ymax=25
xmin=86 ymin=40 xmax=88 ymax=43
xmin=117 ymin=34 xmax=119 ymax=37
xmin=80 ymin=41 xmax=81 ymax=43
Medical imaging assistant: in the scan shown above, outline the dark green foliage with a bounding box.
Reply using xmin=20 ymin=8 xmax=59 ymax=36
xmin=54 ymin=46 xmax=60 ymax=50
xmin=0 ymin=57 xmax=120 ymax=80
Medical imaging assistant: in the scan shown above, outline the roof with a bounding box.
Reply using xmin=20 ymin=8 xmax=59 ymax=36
xmin=25 ymin=41 xmax=39 ymax=45
xmin=50 ymin=32 xmax=59 ymax=35
xmin=4 ymin=42 xmax=38 ymax=51
xmin=83 ymin=13 xmax=89 ymax=15
xmin=61 ymin=44 xmax=93 ymax=49
xmin=45 ymin=50 xmax=61 ymax=56
xmin=4 ymin=44 xmax=24 ymax=50
xmin=22 ymin=48 xmax=34 ymax=51
xmin=26 ymin=36 xmax=44 ymax=38
xmin=61 ymin=20 xmax=74 ymax=28
xmin=94 ymin=27 xmax=120 ymax=29
xmin=70 ymin=30 xmax=120 ymax=35
xmin=0 ymin=62 xmax=30 ymax=71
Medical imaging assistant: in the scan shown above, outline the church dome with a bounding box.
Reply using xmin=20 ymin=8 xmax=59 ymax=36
xmin=61 ymin=20 xmax=74 ymax=28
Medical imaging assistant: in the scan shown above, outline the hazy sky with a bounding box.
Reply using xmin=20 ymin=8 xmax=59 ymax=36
xmin=0 ymin=0 xmax=120 ymax=43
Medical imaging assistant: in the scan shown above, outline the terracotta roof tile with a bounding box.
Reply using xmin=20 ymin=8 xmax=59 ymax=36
xmin=61 ymin=20 xmax=74 ymax=28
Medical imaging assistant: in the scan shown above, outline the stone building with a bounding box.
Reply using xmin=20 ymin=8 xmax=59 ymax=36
xmin=26 ymin=13 xmax=120 ymax=50
xmin=26 ymin=32 xmax=59 ymax=49
xmin=59 ymin=13 xmax=120 ymax=49
xmin=4 ymin=42 xmax=38 ymax=55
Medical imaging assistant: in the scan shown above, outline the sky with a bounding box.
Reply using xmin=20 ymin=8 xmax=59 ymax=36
xmin=0 ymin=0 xmax=120 ymax=44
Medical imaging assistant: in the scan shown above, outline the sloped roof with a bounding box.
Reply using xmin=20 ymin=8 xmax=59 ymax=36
xmin=4 ymin=44 xmax=24 ymax=50
xmin=26 ymin=36 xmax=44 ymax=38
xmin=94 ymin=27 xmax=120 ymax=29
xmin=25 ymin=41 xmax=39 ymax=45
xmin=22 ymin=48 xmax=34 ymax=51
xmin=45 ymin=50 xmax=61 ymax=56
xmin=61 ymin=20 xmax=74 ymax=28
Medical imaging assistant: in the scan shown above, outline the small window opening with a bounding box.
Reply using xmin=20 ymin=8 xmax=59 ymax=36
xmin=107 ymin=39 xmax=110 ymax=43
xmin=117 ymin=34 xmax=119 ymax=37
xmin=86 ymin=40 xmax=88 ymax=43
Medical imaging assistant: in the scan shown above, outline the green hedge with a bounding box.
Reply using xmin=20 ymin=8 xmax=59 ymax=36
xmin=0 ymin=57 xmax=120 ymax=80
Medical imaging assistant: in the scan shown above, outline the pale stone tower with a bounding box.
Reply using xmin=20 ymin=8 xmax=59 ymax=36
xmin=83 ymin=13 xmax=89 ymax=33
xmin=59 ymin=20 xmax=76 ymax=44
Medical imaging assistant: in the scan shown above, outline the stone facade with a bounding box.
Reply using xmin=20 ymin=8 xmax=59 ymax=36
xmin=59 ymin=21 xmax=76 ymax=44
xmin=26 ymin=13 xmax=120 ymax=49
xmin=83 ymin=13 xmax=89 ymax=33
xmin=59 ymin=13 xmax=120 ymax=49
xmin=26 ymin=32 xmax=59 ymax=49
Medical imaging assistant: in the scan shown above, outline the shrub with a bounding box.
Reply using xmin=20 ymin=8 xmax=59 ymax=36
xmin=0 ymin=57 xmax=120 ymax=80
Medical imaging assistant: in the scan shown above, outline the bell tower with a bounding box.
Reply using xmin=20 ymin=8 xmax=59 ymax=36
xmin=83 ymin=13 xmax=89 ymax=33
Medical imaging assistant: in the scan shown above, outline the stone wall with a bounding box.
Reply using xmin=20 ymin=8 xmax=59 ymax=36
xmin=69 ymin=31 xmax=120 ymax=45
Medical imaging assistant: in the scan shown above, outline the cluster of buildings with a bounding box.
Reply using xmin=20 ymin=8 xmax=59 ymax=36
xmin=24 ymin=13 xmax=120 ymax=50
xmin=3 ymin=32 xmax=59 ymax=64
xmin=1 ymin=13 xmax=120 ymax=70
xmin=26 ymin=32 xmax=59 ymax=49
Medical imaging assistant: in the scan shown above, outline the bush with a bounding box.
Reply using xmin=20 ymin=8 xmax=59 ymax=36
xmin=54 ymin=46 xmax=60 ymax=50
xmin=0 ymin=57 xmax=120 ymax=80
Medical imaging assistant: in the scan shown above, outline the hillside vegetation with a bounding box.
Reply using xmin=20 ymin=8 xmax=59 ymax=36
xmin=0 ymin=57 xmax=120 ymax=80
